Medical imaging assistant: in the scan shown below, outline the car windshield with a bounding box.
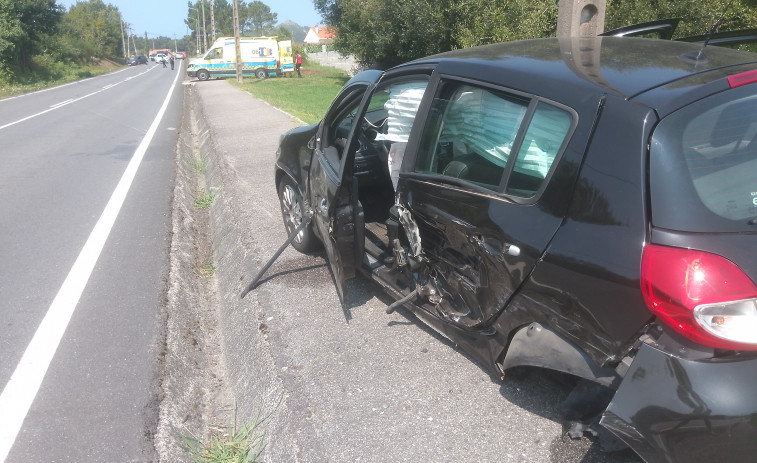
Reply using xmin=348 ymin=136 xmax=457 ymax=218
xmin=650 ymin=84 xmax=757 ymax=232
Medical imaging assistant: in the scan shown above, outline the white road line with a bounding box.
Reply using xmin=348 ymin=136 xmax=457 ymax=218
xmin=50 ymin=98 xmax=74 ymax=108
xmin=0 ymin=67 xmax=155 ymax=131
xmin=0 ymin=64 xmax=181 ymax=463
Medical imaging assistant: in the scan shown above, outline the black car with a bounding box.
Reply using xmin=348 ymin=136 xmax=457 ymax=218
xmin=126 ymin=55 xmax=148 ymax=66
xmin=272 ymin=36 xmax=757 ymax=462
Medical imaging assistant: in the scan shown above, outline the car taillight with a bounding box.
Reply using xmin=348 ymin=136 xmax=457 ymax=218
xmin=641 ymin=244 xmax=757 ymax=350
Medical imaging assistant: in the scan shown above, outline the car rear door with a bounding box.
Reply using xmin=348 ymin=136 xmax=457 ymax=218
xmin=400 ymin=77 xmax=585 ymax=328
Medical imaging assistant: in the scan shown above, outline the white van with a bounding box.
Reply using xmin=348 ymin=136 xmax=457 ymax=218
xmin=187 ymin=37 xmax=283 ymax=80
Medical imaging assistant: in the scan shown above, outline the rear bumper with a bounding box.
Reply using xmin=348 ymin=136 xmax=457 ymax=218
xmin=601 ymin=342 xmax=757 ymax=463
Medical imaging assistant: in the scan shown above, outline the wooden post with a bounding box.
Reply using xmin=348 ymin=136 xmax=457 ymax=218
xmin=556 ymin=0 xmax=607 ymax=37
xmin=233 ymin=0 xmax=243 ymax=82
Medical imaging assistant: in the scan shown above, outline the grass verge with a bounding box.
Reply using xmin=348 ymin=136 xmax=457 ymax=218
xmin=0 ymin=58 xmax=123 ymax=100
xmin=227 ymin=62 xmax=351 ymax=124
xmin=180 ymin=400 xmax=278 ymax=463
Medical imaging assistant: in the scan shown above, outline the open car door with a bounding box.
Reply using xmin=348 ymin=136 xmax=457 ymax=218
xmin=308 ymin=73 xmax=382 ymax=300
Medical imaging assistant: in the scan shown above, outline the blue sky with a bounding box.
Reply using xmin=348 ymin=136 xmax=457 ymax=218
xmin=57 ymin=0 xmax=323 ymax=39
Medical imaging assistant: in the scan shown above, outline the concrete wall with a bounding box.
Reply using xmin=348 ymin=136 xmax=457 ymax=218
xmin=306 ymin=49 xmax=363 ymax=76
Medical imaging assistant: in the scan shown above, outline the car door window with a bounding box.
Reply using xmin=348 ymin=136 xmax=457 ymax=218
xmin=414 ymin=82 xmax=573 ymax=197
xmin=507 ymin=102 xmax=573 ymax=198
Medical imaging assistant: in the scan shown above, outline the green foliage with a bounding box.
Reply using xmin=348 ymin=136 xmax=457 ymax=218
xmin=61 ymin=0 xmax=123 ymax=59
xmin=0 ymin=0 xmax=63 ymax=81
xmin=186 ymin=0 xmax=284 ymax=47
xmin=605 ymin=0 xmax=757 ymax=38
xmin=316 ymin=0 xmax=757 ymax=67
xmin=246 ymin=1 xmax=277 ymax=36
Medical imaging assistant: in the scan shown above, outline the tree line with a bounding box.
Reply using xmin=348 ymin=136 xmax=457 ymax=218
xmin=0 ymin=0 xmax=289 ymax=85
xmin=315 ymin=0 xmax=757 ymax=68
xmin=4 ymin=0 xmax=755 ymax=85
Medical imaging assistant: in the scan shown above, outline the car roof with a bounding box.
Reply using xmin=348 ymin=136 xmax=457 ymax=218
xmin=408 ymin=37 xmax=757 ymax=111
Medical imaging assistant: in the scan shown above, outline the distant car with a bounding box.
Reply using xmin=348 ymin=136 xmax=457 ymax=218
xmin=175 ymin=51 xmax=186 ymax=59
xmin=125 ymin=55 xmax=147 ymax=66
xmin=274 ymin=36 xmax=757 ymax=463
xmin=155 ymin=53 xmax=167 ymax=63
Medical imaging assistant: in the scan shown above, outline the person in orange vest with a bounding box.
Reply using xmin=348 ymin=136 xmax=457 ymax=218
xmin=295 ymin=52 xmax=302 ymax=78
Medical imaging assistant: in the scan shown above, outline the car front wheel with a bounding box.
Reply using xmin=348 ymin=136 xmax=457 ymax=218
xmin=197 ymin=69 xmax=210 ymax=81
xmin=278 ymin=177 xmax=320 ymax=253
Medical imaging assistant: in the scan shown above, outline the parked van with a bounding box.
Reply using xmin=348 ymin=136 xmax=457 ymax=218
xmin=187 ymin=37 xmax=283 ymax=80
xmin=278 ymin=40 xmax=294 ymax=75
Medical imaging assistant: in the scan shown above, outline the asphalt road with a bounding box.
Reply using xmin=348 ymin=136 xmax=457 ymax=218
xmin=175 ymin=79 xmax=645 ymax=463
xmin=0 ymin=61 xmax=182 ymax=462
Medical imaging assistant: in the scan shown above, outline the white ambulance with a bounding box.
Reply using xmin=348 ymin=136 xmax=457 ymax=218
xmin=187 ymin=37 xmax=286 ymax=80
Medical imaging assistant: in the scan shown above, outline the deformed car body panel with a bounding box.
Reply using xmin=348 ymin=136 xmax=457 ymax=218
xmin=602 ymin=339 xmax=757 ymax=463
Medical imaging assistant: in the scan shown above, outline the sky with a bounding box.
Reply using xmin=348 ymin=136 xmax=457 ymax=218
xmin=57 ymin=0 xmax=324 ymax=39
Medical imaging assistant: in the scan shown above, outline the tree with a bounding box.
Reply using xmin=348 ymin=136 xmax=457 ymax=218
xmin=316 ymin=0 xmax=757 ymax=68
xmin=60 ymin=0 xmax=123 ymax=60
xmin=605 ymin=0 xmax=756 ymax=38
xmin=0 ymin=0 xmax=63 ymax=80
xmin=245 ymin=1 xmax=277 ymax=35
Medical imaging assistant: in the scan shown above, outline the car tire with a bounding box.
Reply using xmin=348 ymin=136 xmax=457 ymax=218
xmin=255 ymin=68 xmax=267 ymax=79
xmin=197 ymin=69 xmax=210 ymax=81
xmin=278 ymin=176 xmax=320 ymax=253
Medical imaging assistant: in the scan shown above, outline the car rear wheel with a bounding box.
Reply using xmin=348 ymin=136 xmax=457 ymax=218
xmin=278 ymin=176 xmax=320 ymax=253
xmin=255 ymin=68 xmax=267 ymax=79
xmin=197 ymin=69 xmax=210 ymax=81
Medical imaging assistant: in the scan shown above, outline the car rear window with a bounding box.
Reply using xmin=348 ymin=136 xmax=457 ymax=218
xmin=650 ymin=85 xmax=757 ymax=232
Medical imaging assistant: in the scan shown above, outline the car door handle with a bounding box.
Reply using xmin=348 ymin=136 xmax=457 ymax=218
xmin=505 ymin=244 xmax=520 ymax=256
xmin=470 ymin=234 xmax=520 ymax=257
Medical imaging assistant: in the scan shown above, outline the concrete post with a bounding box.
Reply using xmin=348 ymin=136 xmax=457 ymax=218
xmin=556 ymin=0 xmax=607 ymax=37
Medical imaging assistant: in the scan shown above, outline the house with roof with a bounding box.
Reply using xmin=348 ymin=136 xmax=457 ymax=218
xmin=303 ymin=26 xmax=336 ymax=44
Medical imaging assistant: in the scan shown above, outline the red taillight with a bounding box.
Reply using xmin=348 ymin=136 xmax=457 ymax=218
xmin=728 ymin=69 xmax=757 ymax=88
xmin=641 ymin=244 xmax=757 ymax=350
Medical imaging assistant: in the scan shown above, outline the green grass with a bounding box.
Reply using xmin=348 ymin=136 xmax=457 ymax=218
xmin=194 ymin=188 xmax=218 ymax=209
xmin=228 ymin=62 xmax=351 ymax=125
xmin=180 ymin=400 xmax=278 ymax=463
xmin=186 ymin=154 xmax=208 ymax=174
xmin=0 ymin=57 xmax=122 ymax=99
xmin=193 ymin=259 xmax=217 ymax=280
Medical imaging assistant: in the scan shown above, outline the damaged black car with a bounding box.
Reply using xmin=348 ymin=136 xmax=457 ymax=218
xmin=271 ymin=36 xmax=757 ymax=463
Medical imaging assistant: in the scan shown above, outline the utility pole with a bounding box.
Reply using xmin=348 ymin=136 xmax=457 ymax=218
xmin=232 ymin=0 xmax=242 ymax=82
xmin=201 ymin=0 xmax=208 ymax=52
xmin=190 ymin=6 xmax=200 ymax=55
xmin=210 ymin=0 xmax=216 ymax=43
xmin=120 ymin=18 xmax=126 ymax=58
xmin=556 ymin=0 xmax=606 ymax=37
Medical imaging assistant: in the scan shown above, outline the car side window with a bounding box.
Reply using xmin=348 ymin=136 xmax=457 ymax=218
xmin=415 ymin=83 xmax=573 ymax=197
xmin=507 ymin=102 xmax=573 ymax=198
xmin=207 ymin=48 xmax=221 ymax=60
